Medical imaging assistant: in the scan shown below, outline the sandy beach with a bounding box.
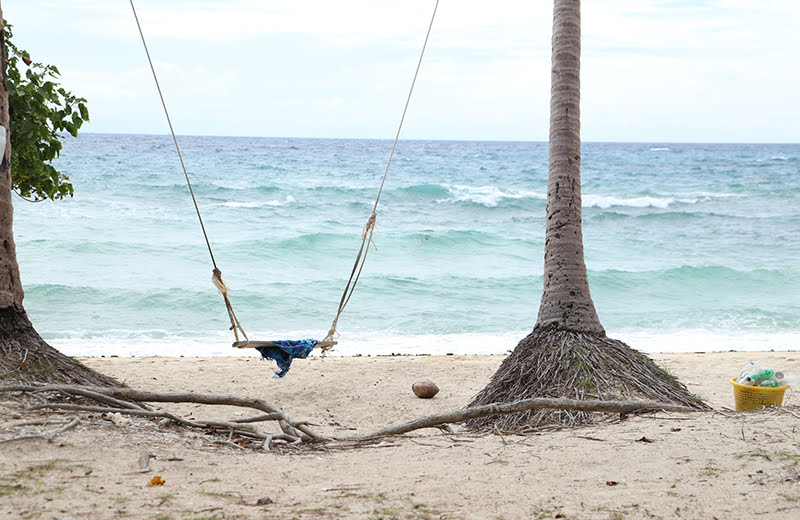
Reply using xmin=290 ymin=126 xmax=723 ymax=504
xmin=2 ymin=350 xmax=799 ymax=519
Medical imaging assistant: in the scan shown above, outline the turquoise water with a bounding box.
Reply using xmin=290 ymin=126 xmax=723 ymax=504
xmin=13 ymin=134 xmax=800 ymax=357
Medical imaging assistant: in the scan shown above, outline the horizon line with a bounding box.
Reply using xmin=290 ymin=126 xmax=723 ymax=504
xmin=70 ymin=132 xmax=799 ymax=146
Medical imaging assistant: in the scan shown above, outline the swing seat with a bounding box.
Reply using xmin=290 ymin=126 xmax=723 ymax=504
xmin=234 ymin=339 xmax=337 ymax=377
xmin=233 ymin=340 xmax=337 ymax=350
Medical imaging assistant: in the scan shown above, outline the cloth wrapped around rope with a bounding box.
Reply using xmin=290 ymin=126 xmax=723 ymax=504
xmin=255 ymin=339 xmax=318 ymax=378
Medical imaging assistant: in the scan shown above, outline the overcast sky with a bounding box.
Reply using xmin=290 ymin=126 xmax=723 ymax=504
xmin=3 ymin=0 xmax=799 ymax=142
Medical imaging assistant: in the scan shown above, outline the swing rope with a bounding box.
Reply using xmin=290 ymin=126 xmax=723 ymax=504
xmin=130 ymin=0 xmax=439 ymax=353
xmin=321 ymin=0 xmax=441 ymax=351
xmin=129 ymin=0 xmax=248 ymax=343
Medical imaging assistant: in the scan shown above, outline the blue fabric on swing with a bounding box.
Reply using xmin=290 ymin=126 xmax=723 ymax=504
xmin=255 ymin=339 xmax=318 ymax=378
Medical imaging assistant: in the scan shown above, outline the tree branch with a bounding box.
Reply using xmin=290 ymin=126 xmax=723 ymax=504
xmin=0 ymin=415 xmax=80 ymax=445
xmin=355 ymin=396 xmax=698 ymax=439
xmin=0 ymin=384 xmax=327 ymax=444
xmin=1 ymin=385 xmax=702 ymax=449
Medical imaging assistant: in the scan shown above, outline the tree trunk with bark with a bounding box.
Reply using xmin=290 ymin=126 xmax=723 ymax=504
xmin=0 ymin=11 xmax=118 ymax=387
xmin=536 ymin=0 xmax=603 ymax=336
xmin=467 ymin=0 xmax=708 ymax=431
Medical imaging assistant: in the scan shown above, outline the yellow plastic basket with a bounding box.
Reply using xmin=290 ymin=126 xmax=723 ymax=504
xmin=730 ymin=377 xmax=788 ymax=411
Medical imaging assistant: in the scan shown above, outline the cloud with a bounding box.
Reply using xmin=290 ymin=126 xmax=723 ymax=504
xmin=5 ymin=0 xmax=799 ymax=141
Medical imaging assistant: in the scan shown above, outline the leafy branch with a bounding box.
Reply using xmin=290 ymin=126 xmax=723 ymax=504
xmin=4 ymin=21 xmax=89 ymax=201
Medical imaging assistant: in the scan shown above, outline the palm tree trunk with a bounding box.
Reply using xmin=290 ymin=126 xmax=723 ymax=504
xmin=537 ymin=0 xmax=603 ymax=335
xmin=466 ymin=0 xmax=708 ymax=430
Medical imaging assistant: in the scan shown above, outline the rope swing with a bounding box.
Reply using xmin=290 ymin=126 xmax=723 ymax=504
xmin=129 ymin=0 xmax=440 ymax=375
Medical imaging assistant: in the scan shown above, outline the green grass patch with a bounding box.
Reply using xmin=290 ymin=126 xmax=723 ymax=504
xmin=199 ymin=489 xmax=237 ymax=499
xmin=0 ymin=483 xmax=27 ymax=497
xmin=20 ymin=459 xmax=90 ymax=478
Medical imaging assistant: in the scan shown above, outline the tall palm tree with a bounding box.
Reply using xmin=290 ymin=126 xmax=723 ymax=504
xmin=0 ymin=9 xmax=117 ymax=386
xmin=468 ymin=0 xmax=707 ymax=430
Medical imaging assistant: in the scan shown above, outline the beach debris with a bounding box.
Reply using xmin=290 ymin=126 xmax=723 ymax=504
xmin=736 ymin=362 xmax=797 ymax=387
xmin=138 ymin=452 xmax=152 ymax=470
xmin=732 ymin=363 xmax=795 ymax=411
xmin=412 ymin=380 xmax=439 ymax=398
xmin=148 ymin=476 xmax=165 ymax=486
xmin=106 ymin=412 xmax=133 ymax=426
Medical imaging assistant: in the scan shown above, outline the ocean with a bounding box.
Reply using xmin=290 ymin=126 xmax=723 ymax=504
xmin=13 ymin=134 xmax=800 ymax=358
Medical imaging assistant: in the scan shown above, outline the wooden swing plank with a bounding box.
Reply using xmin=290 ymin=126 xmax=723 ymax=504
xmin=233 ymin=340 xmax=337 ymax=349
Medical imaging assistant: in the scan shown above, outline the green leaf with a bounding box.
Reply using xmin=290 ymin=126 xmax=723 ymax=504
xmin=4 ymin=20 xmax=88 ymax=202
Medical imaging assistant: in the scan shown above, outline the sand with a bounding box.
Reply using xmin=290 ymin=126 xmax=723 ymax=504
xmin=2 ymin=350 xmax=799 ymax=519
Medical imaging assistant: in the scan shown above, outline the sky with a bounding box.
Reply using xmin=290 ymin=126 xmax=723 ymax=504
xmin=3 ymin=0 xmax=799 ymax=142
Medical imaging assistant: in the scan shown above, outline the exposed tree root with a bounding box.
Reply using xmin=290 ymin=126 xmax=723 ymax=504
xmin=0 ymin=307 xmax=120 ymax=388
xmin=1 ymin=381 xmax=705 ymax=450
xmin=0 ymin=415 xmax=80 ymax=445
xmin=356 ymin=396 xmax=697 ymax=440
xmin=0 ymin=384 xmax=328 ymax=449
xmin=466 ymin=326 xmax=711 ymax=431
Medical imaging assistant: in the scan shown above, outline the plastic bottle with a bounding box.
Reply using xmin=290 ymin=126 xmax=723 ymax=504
xmin=749 ymin=369 xmax=775 ymax=384
xmin=759 ymin=379 xmax=779 ymax=388
xmin=738 ymin=361 xmax=755 ymax=379
xmin=737 ymin=362 xmax=759 ymax=384
xmin=777 ymin=374 xmax=798 ymax=387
